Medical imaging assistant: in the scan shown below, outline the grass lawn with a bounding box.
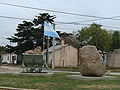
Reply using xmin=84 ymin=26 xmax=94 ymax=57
xmin=107 ymin=67 xmax=120 ymax=72
xmin=53 ymin=67 xmax=80 ymax=72
xmin=0 ymin=73 xmax=120 ymax=90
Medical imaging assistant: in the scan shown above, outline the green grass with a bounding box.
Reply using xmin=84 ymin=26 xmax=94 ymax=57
xmin=106 ymin=67 xmax=120 ymax=73
xmin=50 ymin=67 xmax=80 ymax=72
xmin=0 ymin=73 xmax=120 ymax=90
xmin=45 ymin=66 xmax=120 ymax=72
xmin=107 ymin=67 xmax=120 ymax=70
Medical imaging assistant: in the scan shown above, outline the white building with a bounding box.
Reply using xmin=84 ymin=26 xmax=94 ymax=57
xmin=1 ymin=53 xmax=17 ymax=64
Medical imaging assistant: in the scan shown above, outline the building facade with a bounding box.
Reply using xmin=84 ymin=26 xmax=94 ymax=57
xmin=1 ymin=53 xmax=17 ymax=64
xmin=48 ymin=44 xmax=78 ymax=67
xmin=106 ymin=49 xmax=120 ymax=68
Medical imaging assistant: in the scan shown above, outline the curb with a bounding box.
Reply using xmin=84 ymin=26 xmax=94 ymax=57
xmin=0 ymin=86 xmax=35 ymax=90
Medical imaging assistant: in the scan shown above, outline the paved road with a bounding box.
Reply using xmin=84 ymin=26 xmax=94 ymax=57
xmin=0 ymin=65 xmax=80 ymax=74
xmin=109 ymin=72 xmax=120 ymax=75
xmin=1 ymin=65 xmax=120 ymax=76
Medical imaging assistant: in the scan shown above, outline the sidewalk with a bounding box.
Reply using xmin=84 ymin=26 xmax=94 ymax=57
xmin=1 ymin=65 xmax=22 ymax=71
xmin=0 ymin=65 xmax=80 ymax=74
xmin=1 ymin=65 xmax=120 ymax=76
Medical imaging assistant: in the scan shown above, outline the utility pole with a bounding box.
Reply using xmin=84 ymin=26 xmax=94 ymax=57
xmin=52 ymin=23 xmax=55 ymax=69
xmin=42 ymin=21 xmax=45 ymax=61
xmin=42 ymin=21 xmax=47 ymax=67
xmin=10 ymin=40 xmax=12 ymax=63
xmin=46 ymin=36 xmax=49 ymax=65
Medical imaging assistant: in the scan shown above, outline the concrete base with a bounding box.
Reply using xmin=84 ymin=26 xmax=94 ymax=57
xmin=67 ymin=75 xmax=118 ymax=81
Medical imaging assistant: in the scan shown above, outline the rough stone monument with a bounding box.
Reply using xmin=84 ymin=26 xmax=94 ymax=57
xmin=25 ymin=50 xmax=34 ymax=54
xmin=25 ymin=46 xmax=42 ymax=54
xmin=79 ymin=45 xmax=105 ymax=77
xmin=34 ymin=46 xmax=42 ymax=54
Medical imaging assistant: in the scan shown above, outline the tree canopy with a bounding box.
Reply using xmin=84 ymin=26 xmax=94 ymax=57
xmin=7 ymin=13 xmax=55 ymax=54
xmin=0 ymin=46 xmax=8 ymax=54
xmin=76 ymin=23 xmax=112 ymax=51
xmin=60 ymin=32 xmax=79 ymax=49
xmin=6 ymin=14 xmax=120 ymax=54
xmin=111 ymin=30 xmax=120 ymax=51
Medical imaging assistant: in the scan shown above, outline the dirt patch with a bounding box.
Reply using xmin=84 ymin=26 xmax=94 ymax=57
xmin=76 ymin=84 xmax=120 ymax=89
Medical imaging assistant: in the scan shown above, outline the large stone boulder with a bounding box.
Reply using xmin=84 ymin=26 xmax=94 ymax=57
xmin=79 ymin=45 xmax=105 ymax=77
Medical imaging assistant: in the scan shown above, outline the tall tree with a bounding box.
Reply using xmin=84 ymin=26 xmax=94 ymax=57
xmin=7 ymin=13 xmax=55 ymax=54
xmin=76 ymin=23 xmax=112 ymax=51
xmin=111 ymin=30 xmax=120 ymax=51
xmin=0 ymin=46 xmax=8 ymax=54
xmin=60 ymin=32 xmax=79 ymax=49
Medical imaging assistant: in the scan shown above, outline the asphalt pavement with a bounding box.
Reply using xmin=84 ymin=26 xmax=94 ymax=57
xmin=0 ymin=65 xmax=120 ymax=76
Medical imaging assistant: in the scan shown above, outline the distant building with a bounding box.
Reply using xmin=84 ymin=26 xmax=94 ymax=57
xmin=1 ymin=53 xmax=17 ymax=64
xmin=106 ymin=49 xmax=120 ymax=68
xmin=48 ymin=40 xmax=78 ymax=67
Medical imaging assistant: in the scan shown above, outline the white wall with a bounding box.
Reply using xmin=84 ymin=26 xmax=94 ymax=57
xmin=1 ymin=53 xmax=17 ymax=64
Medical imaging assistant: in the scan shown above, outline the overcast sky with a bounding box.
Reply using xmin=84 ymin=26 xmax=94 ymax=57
xmin=0 ymin=0 xmax=120 ymax=46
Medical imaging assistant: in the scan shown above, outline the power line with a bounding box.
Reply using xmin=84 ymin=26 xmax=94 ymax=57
xmin=0 ymin=15 xmax=32 ymax=20
xmin=0 ymin=15 xmax=89 ymax=26
xmin=1 ymin=2 xmax=120 ymax=21
xmin=102 ymin=25 xmax=120 ymax=29
xmin=56 ymin=15 xmax=120 ymax=29
xmin=70 ymin=16 xmax=120 ymax=23
xmin=56 ymin=21 xmax=90 ymax=25
xmin=56 ymin=23 xmax=120 ymax=29
xmin=1 ymin=15 xmax=120 ymax=29
xmin=0 ymin=15 xmax=120 ymax=30
xmin=0 ymin=15 xmax=79 ymax=30
xmin=56 ymin=27 xmax=78 ymax=30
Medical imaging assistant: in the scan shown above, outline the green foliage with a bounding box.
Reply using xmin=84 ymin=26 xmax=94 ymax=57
xmin=0 ymin=46 xmax=8 ymax=54
xmin=60 ymin=32 xmax=79 ymax=49
xmin=111 ymin=30 xmax=120 ymax=51
xmin=7 ymin=13 xmax=55 ymax=54
xmin=76 ymin=23 xmax=112 ymax=51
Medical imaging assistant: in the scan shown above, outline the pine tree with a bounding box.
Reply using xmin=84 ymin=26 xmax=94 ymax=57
xmin=7 ymin=13 xmax=55 ymax=54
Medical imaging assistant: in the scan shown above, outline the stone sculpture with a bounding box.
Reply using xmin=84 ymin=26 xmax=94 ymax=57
xmin=25 ymin=46 xmax=42 ymax=54
xmin=34 ymin=46 xmax=42 ymax=54
xmin=79 ymin=45 xmax=105 ymax=77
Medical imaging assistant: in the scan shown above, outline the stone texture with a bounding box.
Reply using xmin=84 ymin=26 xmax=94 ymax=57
xmin=25 ymin=50 xmax=34 ymax=54
xmin=79 ymin=45 xmax=105 ymax=77
xmin=106 ymin=49 xmax=120 ymax=68
xmin=24 ymin=46 xmax=42 ymax=54
xmin=34 ymin=46 xmax=42 ymax=54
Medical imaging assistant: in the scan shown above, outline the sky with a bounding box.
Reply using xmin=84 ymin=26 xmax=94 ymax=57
xmin=0 ymin=0 xmax=120 ymax=46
